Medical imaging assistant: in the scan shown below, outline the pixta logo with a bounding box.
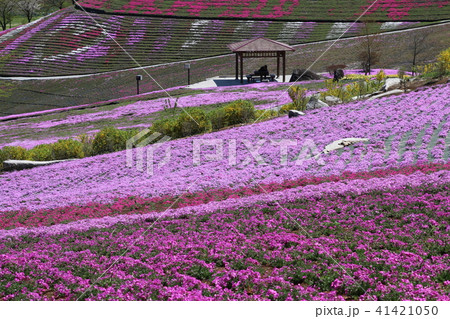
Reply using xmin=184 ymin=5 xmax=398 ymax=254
xmin=126 ymin=129 xmax=172 ymax=176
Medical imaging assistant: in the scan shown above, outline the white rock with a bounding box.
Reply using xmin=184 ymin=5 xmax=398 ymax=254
xmin=382 ymin=78 xmax=401 ymax=91
xmin=325 ymin=95 xmax=342 ymax=104
xmin=323 ymin=138 xmax=369 ymax=154
xmin=368 ymin=89 xmax=404 ymax=100
xmin=306 ymin=97 xmax=328 ymax=110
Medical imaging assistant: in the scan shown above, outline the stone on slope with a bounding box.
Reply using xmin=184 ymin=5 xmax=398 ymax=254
xmin=368 ymin=89 xmax=404 ymax=100
xmin=288 ymin=110 xmax=305 ymax=118
xmin=306 ymin=96 xmax=329 ymax=110
xmin=323 ymin=138 xmax=369 ymax=154
xmin=382 ymin=78 xmax=401 ymax=91
xmin=3 ymin=159 xmax=75 ymax=171
xmin=289 ymin=69 xmax=321 ymax=82
xmin=325 ymin=95 xmax=342 ymax=104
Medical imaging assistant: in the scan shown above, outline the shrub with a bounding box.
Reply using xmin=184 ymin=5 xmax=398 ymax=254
xmin=417 ymin=47 xmax=450 ymax=77
xmin=375 ymin=70 xmax=387 ymax=82
xmin=51 ymin=139 xmax=85 ymax=160
xmin=151 ymin=117 xmax=181 ymax=139
xmin=92 ymin=127 xmax=128 ymax=155
xmin=437 ymin=47 xmax=450 ymax=75
xmin=0 ymin=146 xmax=29 ymax=161
xmin=208 ymin=107 xmax=227 ymax=131
xmin=29 ymin=144 xmax=54 ymax=161
xmin=0 ymin=146 xmax=29 ymax=170
xmin=176 ymin=108 xmax=212 ymax=137
xmin=255 ymin=109 xmax=278 ymax=120
xmin=223 ymin=100 xmax=256 ymax=126
xmin=320 ymin=80 xmax=352 ymax=103
xmin=287 ymin=86 xmax=309 ymax=111
xmin=76 ymin=133 xmax=95 ymax=157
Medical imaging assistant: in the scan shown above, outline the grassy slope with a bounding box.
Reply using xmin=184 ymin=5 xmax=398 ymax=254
xmin=0 ymin=22 xmax=448 ymax=116
xmin=77 ymin=0 xmax=450 ymax=21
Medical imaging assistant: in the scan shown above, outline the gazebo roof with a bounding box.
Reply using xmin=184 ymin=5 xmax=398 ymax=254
xmin=228 ymin=37 xmax=295 ymax=52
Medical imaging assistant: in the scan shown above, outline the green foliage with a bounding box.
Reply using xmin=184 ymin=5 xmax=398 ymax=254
xmin=320 ymin=79 xmax=352 ymax=103
xmin=186 ymin=265 xmax=212 ymax=281
xmin=417 ymin=47 xmax=450 ymax=78
xmin=287 ymin=86 xmax=309 ymax=111
xmin=208 ymin=107 xmax=227 ymax=131
xmin=436 ymin=269 xmax=450 ymax=283
xmin=222 ymin=100 xmax=256 ymax=126
xmin=0 ymin=146 xmax=29 ymax=161
xmin=375 ymin=70 xmax=387 ymax=82
xmin=0 ymin=146 xmax=29 ymax=170
xmin=92 ymin=127 xmax=129 ymax=155
xmin=29 ymin=144 xmax=54 ymax=161
xmin=151 ymin=117 xmax=181 ymax=139
xmin=176 ymin=108 xmax=212 ymax=137
xmin=51 ymin=139 xmax=85 ymax=160
xmin=255 ymin=109 xmax=278 ymax=120
xmin=321 ymin=78 xmax=384 ymax=102
xmin=76 ymin=133 xmax=95 ymax=157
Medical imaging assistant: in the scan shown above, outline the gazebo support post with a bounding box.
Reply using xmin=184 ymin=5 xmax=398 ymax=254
xmin=227 ymin=38 xmax=295 ymax=85
xmin=277 ymin=52 xmax=280 ymax=78
xmin=235 ymin=53 xmax=239 ymax=80
xmin=240 ymin=53 xmax=244 ymax=84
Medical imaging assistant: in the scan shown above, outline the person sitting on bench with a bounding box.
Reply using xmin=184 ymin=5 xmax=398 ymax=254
xmin=247 ymin=65 xmax=276 ymax=82
xmin=254 ymin=65 xmax=269 ymax=78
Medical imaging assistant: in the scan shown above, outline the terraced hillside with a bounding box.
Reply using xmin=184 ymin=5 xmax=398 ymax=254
xmin=77 ymin=0 xmax=450 ymax=21
xmin=0 ymin=7 xmax=440 ymax=76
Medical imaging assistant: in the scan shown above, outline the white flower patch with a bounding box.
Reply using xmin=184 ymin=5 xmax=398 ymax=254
xmin=181 ymin=20 xmax=210 ymax=49
xmin=380 ymin=22 xmax=404 ymax=30
xmin=278 ymin=22 xmax=303 ymax=43
xmin=233 ymin=21 xmax=255 ymax=34
xmin=42 ymin=45 xmax=94 ymax=62
xmin=40 ymin=21 xmax=110 ymax=62
xmin=326 ymin=22 xmax=352 ymax=39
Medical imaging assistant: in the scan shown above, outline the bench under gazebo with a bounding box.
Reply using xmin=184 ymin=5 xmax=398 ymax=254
xmin=228 ymin=37 xmax=296 ymax=84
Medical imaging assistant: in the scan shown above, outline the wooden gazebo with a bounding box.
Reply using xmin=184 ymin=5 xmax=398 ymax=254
xmin=228 ymin=37 xmax=295 ymax=83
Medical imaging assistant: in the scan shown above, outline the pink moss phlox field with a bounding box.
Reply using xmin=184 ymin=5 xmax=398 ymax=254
xmin=1 ymin=84 xmax=448 ymax=212
xmin=0 ymin=86 xmax=292 ymax=131
xmin=1 ymin=162 xmax=447 ymax=232
xmin=0 ymin=177 xmax=448 ymax=300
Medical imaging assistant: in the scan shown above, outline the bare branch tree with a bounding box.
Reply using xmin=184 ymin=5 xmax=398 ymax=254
xmin=44 ymin=0 xmax=66 ymax=10
xmin=409 ymin=31 xmax=430 ymax=76
xmin=18 ymin=0 xmax=42 ymax=23
xmin=0 ymin=0 xmax=15 ymax=31
xmin=358 ymin=21 xmax=381 ymax=75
